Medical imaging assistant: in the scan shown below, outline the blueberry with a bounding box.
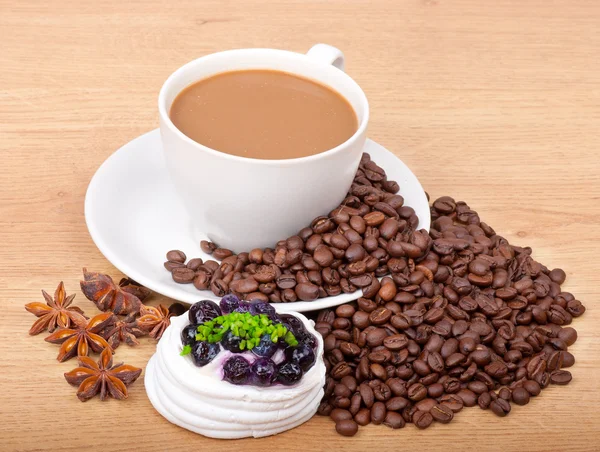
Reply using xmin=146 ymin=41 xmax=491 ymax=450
xmin=188 ymin=300 xmax=221 ymax=325
xmin=190 ymin=341 xmax=219 ymax=367
xmin=220 ymin=294 xmax=241 ymax=314
xmin=233 ymin=301 xmax=251 ymax=313
xmin=252 ymin=334 xmax=278 ymax=358
xmin=249 ymin=301 xmax=277 ymax=319
xmin=299 ymin=332 xmax=318 ymax=350
xmin=251 ymin=357 xmax=276 ymax=386
xmin=276 ymin=361 xmax=303 ymax=386
xmin=285 ymin=343 xmax=316 ymax=371
xmin=221 ymin=330 xmax=243 ymax=353
xmin=223 ymin=355 xmax=251 ymax=385
xmin=181 ymin=324 xmax=198 ymax=346
xmin=279 ymin=314 xmax=305 ymax=335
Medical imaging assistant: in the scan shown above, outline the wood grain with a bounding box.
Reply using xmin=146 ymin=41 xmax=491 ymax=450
xmin=1 ymin=0 xmax=599 ymax=451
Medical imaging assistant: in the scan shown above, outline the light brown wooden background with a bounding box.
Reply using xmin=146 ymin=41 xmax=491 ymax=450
xmin=1 ymin=0 xmax=599 ymax=451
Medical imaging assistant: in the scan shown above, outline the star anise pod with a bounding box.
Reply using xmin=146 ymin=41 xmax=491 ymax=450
xmin=137 ymin=304 xmax=174 ymax=340
xmin=25 ymin=282 xmax=88 ymax=335
xmin=118 ymin=277 xmax=152 ymax=302
xmin=64 ymin=346 xmax=142 ymax=401
xmin=80 ymin=268 xmax=142 ymax=315
xmin=103 ymin=313 xmax=146 ymax=349
xmin=45 ymin=312 xmax=115 ymax=362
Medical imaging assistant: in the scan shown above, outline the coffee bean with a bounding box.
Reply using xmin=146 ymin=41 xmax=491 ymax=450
xmin=415 ymin=398 xmax=437 ymax=412
xmin=354 ymin=408 xmax=371 ymax=426
xmin=549 ymin=268 xmax=567 ymax=284
xmin=371 ymin=402 xmax=387 ymax=425
xmin=166 ymin=250 xmax=186 ymax=263
xmin=172 ymin=267 xmax=195 ymax=283
xmin=383 ymin=411 xmax=405 ymax=429
xmin=335 ymin=419 xmax=359 ymax=437
xmin=412 ymin=410 xmax=433 ymax=429
xmin=478 ymin=392 xmax=492 ymax=409
xmin=512 ymin=387 xmax=530 ymax=405
xmin=407 ymin=383 xmax=427 ymax=401
xmin=359 ymin=383 xmax=375 ymax=408
xmin=212 ymin=248 xmax=233 ymax=260
xmin=490 ymin=399 xmax=511 ymax=417
xmin=456 ymin=389 xmax=477 ymax=407
xmin=431 ymin=404 xmax=454 ymax=423
xmin=229 ymin=277 xmax=258 ymax=294
xmin=295 ymin=282 xmax=319 ymax=301
xmin=558 ymin=327 xmax=577 ymax=346
xmin=330 ymin=408 xmax=353 ymax=423
xmin=366 ymin=328 xmax=388 ymax=347
xmin=200 ymin=241 xmax=216 ymax=255
xmin=550 ymin=370 xmax=572 ymax=385
xmin=439 ymin=394 xmax=464 ymax=413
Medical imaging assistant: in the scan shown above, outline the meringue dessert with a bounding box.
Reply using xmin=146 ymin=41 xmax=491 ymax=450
xmin=145 ymin=296 xmax=326 ymax=438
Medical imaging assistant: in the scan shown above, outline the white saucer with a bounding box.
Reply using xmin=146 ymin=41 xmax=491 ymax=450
xmin=85 ymin=129 xmax=430 ymax=312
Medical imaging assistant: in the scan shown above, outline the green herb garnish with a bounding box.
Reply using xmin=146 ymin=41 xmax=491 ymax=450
xmin=195 ymin=312 xmax=297 ymax=349
xmin=180 ymin=344 xmax=192 ymax=356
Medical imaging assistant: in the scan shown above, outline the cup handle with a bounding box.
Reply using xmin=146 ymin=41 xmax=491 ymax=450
xmin=306 ymin=43 xmax=345 ymax=72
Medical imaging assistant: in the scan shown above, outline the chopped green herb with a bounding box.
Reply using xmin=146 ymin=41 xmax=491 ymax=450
xmin=180 ymin=345 xmax=192 ymax=356
xmin=193 ymin=311 xmax=297 ymax=346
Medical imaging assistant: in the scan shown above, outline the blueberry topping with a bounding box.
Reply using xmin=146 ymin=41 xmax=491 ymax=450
xmin=181 ymin=324 xmax=197 ymax=346
xmin=251 ymin=334 xmax=278 ymax=358
xmin=251 ymin=357 xmax=277 ymax=386
xmin=191 ymin=341 xmax=219 ymax=367
xmin=286 ymin=343 xmax=316 ymax=371
xmin=249 ymin=301 xmax=277 ymax=319
xmin=233 ymin=301 xmax=251 ymax=313
xmin=188 ymin=300 xmax=221 ymax=325
xmin=219 ymin=294 xmax=241 ymax=314
xmin=279 ymin=313 xmax=306 ymax=335
xmin=299 ymin=331 xmax=318 ymax=349
xmin=221 ymin=330 xmax=243 ymax=353
xmin=223 ymin=355 xmax=251 ymax=385
xmin=276 ymin=361 xmax=303 ymax=386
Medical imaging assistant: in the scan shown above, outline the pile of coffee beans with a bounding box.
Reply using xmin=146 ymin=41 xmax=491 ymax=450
xmin=315 ymin=196 xmax=585 ymax=436
xmin=164 ymin=152 xmax=424 ymax=303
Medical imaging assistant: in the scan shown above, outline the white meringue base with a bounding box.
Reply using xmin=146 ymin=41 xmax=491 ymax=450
xmin=145 ymin=312 xmax=326 ymax=439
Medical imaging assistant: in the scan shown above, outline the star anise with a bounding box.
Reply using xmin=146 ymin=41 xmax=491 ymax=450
xmin=118 ymin=277 xmax=152 ymax=302
xmin=80 ymin=268 xmax=142 ymax=315
xmin=103 ymin=313 xmax=146 ymax=349
xmin=45 ymin=312 xmax=115 ymax=362
xmin=64 ymin=346 xmax=142 ymax=401
xmin=137 ymin=304 xmax=174 ymax=340
xmin=24 ymin=282 xmax=88 ymax=335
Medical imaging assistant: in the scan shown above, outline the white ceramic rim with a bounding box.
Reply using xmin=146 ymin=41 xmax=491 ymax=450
xmin=158 ymin=48 xmax=370 ymax=166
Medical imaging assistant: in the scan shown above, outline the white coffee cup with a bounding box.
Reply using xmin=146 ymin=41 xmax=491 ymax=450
xmin=158 ymin=44 xmax=369 ymax=252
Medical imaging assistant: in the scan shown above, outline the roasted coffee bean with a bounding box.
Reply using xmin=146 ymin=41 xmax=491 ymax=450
xmin=371 ymin=402 xmax=387 ymax=425
xmin=330 ymin=408 xmax=353 ymax=423
xmin=383 ymin=411 xmax=405 ymax=429
xmin=549 ymin=370 xmax=572 ymax=385
xmin=439 ymin=394 xmax=464 ymax=413
xmin=478 ymin=392 xmax=492 ymax=409
xmin=359 ymin=383 xmax=375 ymax=408
xmin=354 ymin=408 xmax=371 ymax=426
xmin=212 ymin=248 xmax=233 ymax=260
xmin=200 ymin=241 xmax=216 ymax=255
xmin=366 ymin=328 xmax=388 ymax=347
xmin=335 ymin=419 xmax=358 ymax=437
xmin=166 ymin=249 xmax=186 ymax=263
xmin=511 ymin=387 xmax=530 ymax=405
xmin=407 ymin=383 xmax=427 ymax=401
xmin=193 ymin=272 xmax=210 ymax=290
xmin=172 ymin=267 xmax=195 ymax=283
xmin=295 ymin=282 xmax=319 ymax=301
xmin=431 ymin=403 xmax=454 ymax=423
xmin=490 ymin=399 xmax=511 ymax=417
xmin=412 ymin=410 xmax=433 ymax=429
xmin=523 ymin=379 xmax=542 ymax=396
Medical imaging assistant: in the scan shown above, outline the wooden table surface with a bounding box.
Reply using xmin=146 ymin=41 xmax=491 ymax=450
xmin=1 ymin=0 xmax=599 ymax=451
